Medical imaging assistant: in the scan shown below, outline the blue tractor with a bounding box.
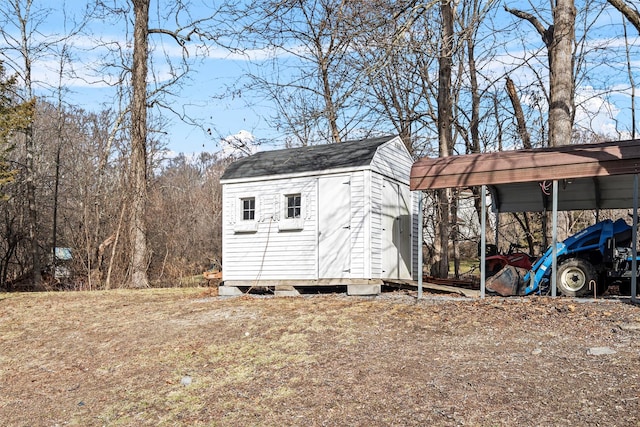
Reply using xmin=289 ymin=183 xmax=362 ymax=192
xmin=487 ymin=218 xmax=640 ymax=297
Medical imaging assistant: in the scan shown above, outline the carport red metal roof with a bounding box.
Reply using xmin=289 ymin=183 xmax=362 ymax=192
xmin=411 ymin=139 xmax=640 ymax=212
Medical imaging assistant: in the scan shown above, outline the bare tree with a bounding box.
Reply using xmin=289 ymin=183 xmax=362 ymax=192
xmin=0 ymin=62 xmax=34 ymax=289
xmin=0 ymin=0 xmax=88 ymax=288
xmin=608 ymin=0 xmax=640 ymax=139
xmin=128 ymin=0 xmax=151 ymax=288
xmin=453 ymin=0 xmax=501 ymax=273
xmin=430 ymin=0 xmax=455 ymax=278
xmin=225 ymin=0 xmax=368 ymax=145
xmin=147 ymin=153 xmax=228 ymax=283
xmin=622 ymin=19 xmax=637 ymax=138
xmin=505 ymin=0 xmax=576 ymax=147
xmin=348 ymin=0 xmax=499 ymax=276
xmin=0 ymin=0 xmax=47 ymax=286
xmin=88 ymin=0 xmax=226 ymax=287
xmin=346 ymin=0 xmax=440 ymax=155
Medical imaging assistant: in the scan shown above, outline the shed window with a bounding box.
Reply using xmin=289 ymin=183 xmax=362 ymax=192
xmin=285 ymin=194 xmax=301 ymax=219
xmin=241 ymin=197 xmax=255 ymax=220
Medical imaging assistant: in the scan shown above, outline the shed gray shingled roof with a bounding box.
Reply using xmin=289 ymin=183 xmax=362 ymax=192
xmin=221 ymin=136 xmax=397 ymax=180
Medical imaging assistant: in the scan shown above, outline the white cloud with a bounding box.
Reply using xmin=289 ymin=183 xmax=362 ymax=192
xmin=574 ymin=87 xmax=621 ymax=137
xmin=220 ymin=130 xmax=259 ymax=157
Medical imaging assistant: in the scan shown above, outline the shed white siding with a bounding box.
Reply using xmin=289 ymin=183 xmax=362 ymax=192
xmin=370 ymin=138 xmax=412 ymax=184
xmin=368 ymin=138 xmax=414 ymax=280
xmin=349 ymin=171 xmax=366 ymax=277
xmin=222 ymin=176 xmax=318 ymax=281
xmin=370 ymin=171 xmax=384 ymax=277
xmin=369 ymin=173 xmax=413 ymax=280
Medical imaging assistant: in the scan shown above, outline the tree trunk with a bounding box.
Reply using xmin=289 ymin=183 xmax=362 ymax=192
xmin=505 ymin=2 xmax=575 ymax=147
xmin=467 ymin=23 xmax=480 ymax=155
xmin=466 ymin=16 xmax=485 ymax=231
xmin=25 ymin=120 xmax=41 ymax=287
xmin=623 ymin=19 xmax=636 ymax=138
xmin=129 ymin=0 xmax=150 ymax=288
xmin=16 ymin=1 xmax=41 ymax=288
xmin=549 ymin=0 xmax=575 ymax=147
xmin=433 ymin=0 xmax=454 ymax=278
xmin=319 ymin=57 xmax=341 ymax=143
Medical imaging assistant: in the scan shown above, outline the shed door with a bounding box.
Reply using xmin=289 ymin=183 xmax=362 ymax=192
xmin=382 ymin=179 xmax=411 ymax=279
xmin=318 ymin=175 xmax=351 ymax=278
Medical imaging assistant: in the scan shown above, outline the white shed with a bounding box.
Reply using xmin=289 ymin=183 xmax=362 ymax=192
xmin=219 ymin=135 xmax=418 ymax=296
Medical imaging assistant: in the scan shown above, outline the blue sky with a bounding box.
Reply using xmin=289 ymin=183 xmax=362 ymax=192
xmin=8 ymin=0 xmax=267 ymax=156
xmin=4 ymin=0 xmax=640 ymax=157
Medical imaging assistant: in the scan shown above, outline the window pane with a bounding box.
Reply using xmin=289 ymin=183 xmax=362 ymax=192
xmin=286 ymin=194 xmax=301 ymax=219
xmin=242 ymin=198 xmax=255 ymax=220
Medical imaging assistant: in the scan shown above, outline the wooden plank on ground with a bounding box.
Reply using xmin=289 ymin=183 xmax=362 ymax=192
xmin=383 ymin=279 xmax=480 ymax=298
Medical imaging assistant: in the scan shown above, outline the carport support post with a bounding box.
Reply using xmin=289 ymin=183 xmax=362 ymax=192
xmin=481 ymin=184 xmax=486 ymax=298
xmin=632 ymin=174 xmax=638 ymax=303
xmin=417 ymin=191 xmax=424 ymax=299
xmin=551 ymin=180 xmax=558 ymax=297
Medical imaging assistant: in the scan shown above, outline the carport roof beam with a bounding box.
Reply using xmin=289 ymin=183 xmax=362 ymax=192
xmin=411 ymin=139 xmax=640 ymax=213
xmin=411 ymin=139 xmax=640 ymax=191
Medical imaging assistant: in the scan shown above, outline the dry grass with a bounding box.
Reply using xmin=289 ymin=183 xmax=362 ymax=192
xmin=1 ymin=287 xmax=640 ymax=426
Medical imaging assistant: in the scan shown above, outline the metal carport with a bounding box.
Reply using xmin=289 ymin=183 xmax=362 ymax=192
xmin=410 ymin=139 xmax=640 ymax=300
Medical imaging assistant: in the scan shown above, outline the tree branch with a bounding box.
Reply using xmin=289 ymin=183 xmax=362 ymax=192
xmin=504 ymin=6 xmax=553 ymax=47
xmin=607 ymin=0 xmax=640 ymax=34
xmin=505 ymin=76 xmax=531 ymax=149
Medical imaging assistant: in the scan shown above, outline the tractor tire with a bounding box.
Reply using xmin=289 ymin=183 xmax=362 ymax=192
xmin=557 ymin=258 xmax=597 ymax=297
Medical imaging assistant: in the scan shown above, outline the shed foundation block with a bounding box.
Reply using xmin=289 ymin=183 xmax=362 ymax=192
xmin=347 ymin=284 xmax=381 ymax=296
xmin=218 ymin=285 xmax=244 ymax=296
xmin=274 ymin=285 xmax=301 ymax=297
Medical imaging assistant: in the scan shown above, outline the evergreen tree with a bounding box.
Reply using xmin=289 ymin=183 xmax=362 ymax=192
xmin=0 ymin=62 xmax=34 ymax=196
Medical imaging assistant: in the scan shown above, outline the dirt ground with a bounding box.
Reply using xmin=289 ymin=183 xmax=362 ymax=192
xmin=1 ymin=287 xmax=640 ymax=426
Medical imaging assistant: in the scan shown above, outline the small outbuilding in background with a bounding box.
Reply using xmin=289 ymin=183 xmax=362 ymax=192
xmin=219 ymin=135 xmax=418 ymax=296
